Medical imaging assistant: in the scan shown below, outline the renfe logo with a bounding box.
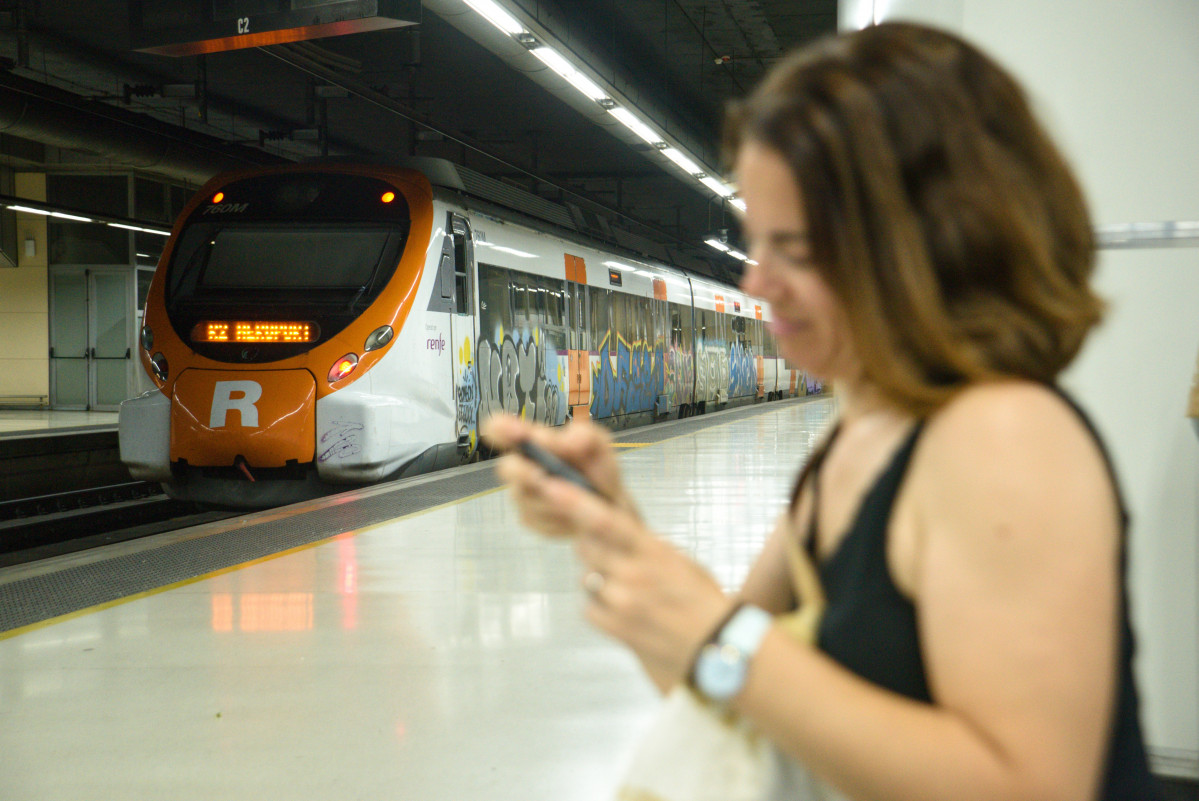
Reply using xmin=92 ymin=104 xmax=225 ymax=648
xmin=427 ymin=335 xmax=446 ymax=355
xmin=210 ymin=380 xmax=262 ymax=428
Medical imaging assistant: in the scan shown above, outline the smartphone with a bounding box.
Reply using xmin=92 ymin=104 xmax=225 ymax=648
xmin=517 ymin=440 xmax=604 ymax=498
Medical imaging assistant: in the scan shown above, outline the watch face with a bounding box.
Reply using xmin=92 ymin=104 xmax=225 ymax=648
xmin=695 ymin=643 xmax=745 ymax=702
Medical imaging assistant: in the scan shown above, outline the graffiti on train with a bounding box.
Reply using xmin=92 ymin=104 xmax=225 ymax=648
xmin=476 ymin=328 xmax=568 ymax=425
xmin=695 ymin=338 xmax=728 ymax=401
xmin=454 ymin=335 xmax=479 ymax=450
xmin=590 ymin=331 xmax=664 ymax=419
xmin=663 ymin=342 xmax=694 ymax=406
xmin=729 ymin=340 xmax=756 ymax=397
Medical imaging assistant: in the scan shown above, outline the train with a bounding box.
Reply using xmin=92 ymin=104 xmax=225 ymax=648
xmin=119 ymin=158 xmax=820 ymax=508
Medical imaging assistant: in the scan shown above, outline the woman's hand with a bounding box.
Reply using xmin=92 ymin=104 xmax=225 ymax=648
xmin=482 ymin=413 xmax=636 ymax=532
xmin=482 ymin=413 xmax=734 ymax=690
xmin=564 ymin=476 xmax=734 ymax=689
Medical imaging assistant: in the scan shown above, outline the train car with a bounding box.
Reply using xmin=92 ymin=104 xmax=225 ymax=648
xmin=119 ymin=158 xmax=817 ymax=507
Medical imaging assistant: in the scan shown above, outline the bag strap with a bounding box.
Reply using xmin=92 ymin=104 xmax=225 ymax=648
xmin=776 ymin=460 xmax=828 ymax=644
xmin=785 ymin=524 xmax=825 ymax=610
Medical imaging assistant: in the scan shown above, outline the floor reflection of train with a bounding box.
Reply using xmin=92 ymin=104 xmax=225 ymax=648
xmin=119 ymin=158 xmax=819 ymax=508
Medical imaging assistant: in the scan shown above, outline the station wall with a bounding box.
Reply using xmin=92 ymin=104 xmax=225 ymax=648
xmin=0 ymin=173 xmax=48 ymax=406
xmin=836 ymin=0 xmax=1199 ymax=777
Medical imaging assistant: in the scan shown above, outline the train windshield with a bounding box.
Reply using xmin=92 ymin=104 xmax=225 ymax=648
xmin=163 ymin=171 xmax=414 ymax=360
xmin=194 ymin=227 xmax=395 ymax=290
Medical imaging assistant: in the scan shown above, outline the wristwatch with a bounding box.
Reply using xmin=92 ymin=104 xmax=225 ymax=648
xmin=691 ymin=604 xmax=773 ymax=704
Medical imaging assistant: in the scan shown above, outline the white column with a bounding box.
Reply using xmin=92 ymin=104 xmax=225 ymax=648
xmin=0 ymin=173 xmax=50 ymax=406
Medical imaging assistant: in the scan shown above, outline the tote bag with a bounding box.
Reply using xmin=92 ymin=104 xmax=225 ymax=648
xmin=615 ymin=534 xmax=848 ymax=801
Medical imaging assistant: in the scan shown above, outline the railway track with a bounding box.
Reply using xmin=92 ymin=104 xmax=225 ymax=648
xmin=0 ymin=482 xmax=236 ymax=566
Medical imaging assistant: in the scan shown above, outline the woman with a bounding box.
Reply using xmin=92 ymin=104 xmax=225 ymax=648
xmin=484 ymin=21 xmax=1160 ymax=801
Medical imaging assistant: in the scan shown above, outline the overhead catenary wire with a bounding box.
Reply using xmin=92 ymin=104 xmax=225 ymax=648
xmin=259 ymin=42 xmax=738 ymax=277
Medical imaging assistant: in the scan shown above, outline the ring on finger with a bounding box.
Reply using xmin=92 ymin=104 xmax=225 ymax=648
xmin=583 ymin=571 xmax=605 ymax=596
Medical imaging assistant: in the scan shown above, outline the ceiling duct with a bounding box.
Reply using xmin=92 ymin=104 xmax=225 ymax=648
xmin=0 ymin=69 xmax=286 ymax=185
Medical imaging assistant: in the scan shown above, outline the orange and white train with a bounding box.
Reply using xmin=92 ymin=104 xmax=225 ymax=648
xmin=119 ymin=158 xmax=819 ymax=507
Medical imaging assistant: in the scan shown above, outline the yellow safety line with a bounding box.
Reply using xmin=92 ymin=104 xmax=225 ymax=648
xmin=0 ymin=485 xmax=506 ymax=642
xmin=610 ymin=442 xmax=649 ymax=448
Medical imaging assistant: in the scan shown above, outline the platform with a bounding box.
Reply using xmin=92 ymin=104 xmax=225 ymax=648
xmin=0 ymin=396 xmax=836 ymax=801
xmin=0 ymin=409 xmax=119 ymax=438
xmin=0 ymin=411 xmax=126 ymax=502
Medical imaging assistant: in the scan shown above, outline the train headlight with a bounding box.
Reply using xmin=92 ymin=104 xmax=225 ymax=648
xmin=328 ymin=353 xmax=359 ymax=383
xmin=364 ymin=325 xmax=393 ymax=352
xmin=141 ymin=325 xmax=153 ymax=351
xmin=150 ymin=352 xmax=169 ymax=382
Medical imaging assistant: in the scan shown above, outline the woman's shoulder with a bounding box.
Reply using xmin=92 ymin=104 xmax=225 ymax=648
xmin=902 ymin=381 xmax=1121 ymax=587
xmin=913 ymin=380 xmax=1113 ymax=507
xmin=923 ymin=380 xmax=1096 ymax=454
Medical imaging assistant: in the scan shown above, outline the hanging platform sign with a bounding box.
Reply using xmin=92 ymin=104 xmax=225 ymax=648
xmin=130 ymin=0 xmax=421 ymax=56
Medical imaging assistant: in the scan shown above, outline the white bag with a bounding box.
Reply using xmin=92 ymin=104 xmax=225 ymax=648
xmin=615 ymin=533 xmax=846 ymax=801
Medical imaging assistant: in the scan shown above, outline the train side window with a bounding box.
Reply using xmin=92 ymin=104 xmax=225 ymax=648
xmin=511 ymin=280 xmax=528 ymax=330
xmin=569 ymin=283 xmax=590 ymax=352
xmin=635 ymin=295 xmax=644 ymax=344
xmin=478 ymin=262 xmax=513 ymax=336
xmin=589 ymin=288 xmax=611 ymax=353
xmin=700 ymin=308 xmax=716 ymax=344
xmin=438 ymin=250 xmax=454 ymax=300
xmin=547 ymin=284 xmax=565 ymax=328
xmin=633 ymin=296 xmax=650 ymax=345
xmin=535 ymin=285 xmax=548 ymax=326
xmin=611 ymin=293 xmax=628 ymax=349
xmin=453 ymin=232 xmax=469 ymax=314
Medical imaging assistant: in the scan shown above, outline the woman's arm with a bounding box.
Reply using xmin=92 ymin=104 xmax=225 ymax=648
xmin=732 ymin=383 xmax=1122 ymax=801
xmin=737 ymin=512 xmax=806 ymax=614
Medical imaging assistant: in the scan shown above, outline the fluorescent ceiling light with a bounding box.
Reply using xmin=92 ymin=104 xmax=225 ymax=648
xmin=50 ymin=211 xmax=94 ymax=222
xmin=729 ymin=198 xmax=747 ymax=212
xmin=462 ymin=0 xmax=526 ymax=35
xmin=662 ymin=148 xmax=702 ymax=176
xmin=700 ymin=176 xmax=735 ymax=197
xmin=531 ymin=46 xmax=609 ymax=102
xmin=727 ymin=249 xmax=748 ymax=261
xmin=607 ymin=107 xmax=662 ymax=146
xmin=7 ymin=204 xmax=50 ymax=215
xmin=704 ymin=238 xmax=730 ymax=252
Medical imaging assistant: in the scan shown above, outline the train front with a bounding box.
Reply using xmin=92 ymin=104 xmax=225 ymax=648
xmin=119 ymin=165 xmax=433 ymax=507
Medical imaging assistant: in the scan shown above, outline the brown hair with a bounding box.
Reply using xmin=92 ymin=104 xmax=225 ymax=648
xmin=725 ymin=22 xmax=1102 ymax=415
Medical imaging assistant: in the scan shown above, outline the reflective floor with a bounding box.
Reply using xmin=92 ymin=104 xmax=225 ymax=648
xmin=0 ymin=409 xmax=118 ymax=436
xmin=0 ymin=397 xmax=837 ymax=801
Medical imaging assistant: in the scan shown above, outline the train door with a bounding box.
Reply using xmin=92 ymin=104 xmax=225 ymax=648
xmin=446 ymin=213 xmax=478 ymax=455
xmin=48 ymin=267 xmax=133 ymax=410
xmin=651 ymin=279 xmax=669 ymax=415
xmin=565 ymin=256 xmax=590 ymax=419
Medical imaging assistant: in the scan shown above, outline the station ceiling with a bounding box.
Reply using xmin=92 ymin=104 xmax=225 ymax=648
xmin=0 ymin=1 xmax=837 ymax=283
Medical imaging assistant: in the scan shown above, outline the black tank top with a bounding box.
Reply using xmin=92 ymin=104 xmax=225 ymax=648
xmin=796 ymin=393 xmax=1162 ymax=800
